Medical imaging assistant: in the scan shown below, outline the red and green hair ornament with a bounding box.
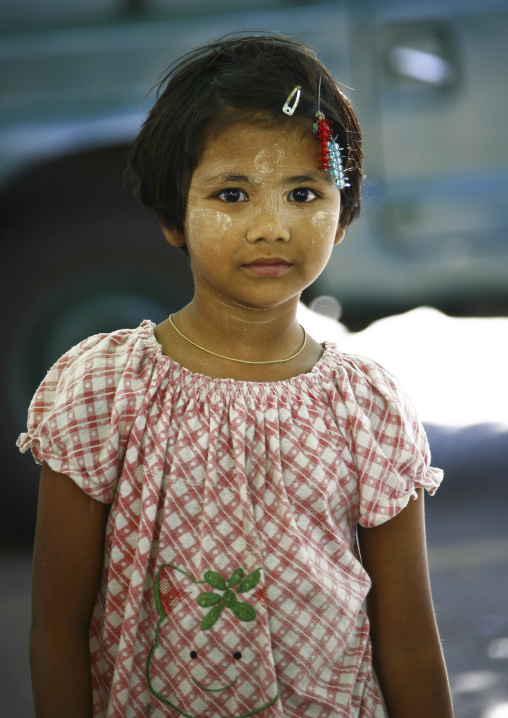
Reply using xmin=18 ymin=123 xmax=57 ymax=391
xmin=312 ymin=77 xmax=350 ymax=190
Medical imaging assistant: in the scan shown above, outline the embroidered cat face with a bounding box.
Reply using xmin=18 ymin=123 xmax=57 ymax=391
xmin=147 ymin=564 xmax=279 ymax=718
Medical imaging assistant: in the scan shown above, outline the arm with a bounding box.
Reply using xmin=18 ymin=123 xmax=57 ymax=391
xmin=30 ymin=462 xmax=110 ymax=718
xmin=357 ymin=489 xmax=454 ymax=718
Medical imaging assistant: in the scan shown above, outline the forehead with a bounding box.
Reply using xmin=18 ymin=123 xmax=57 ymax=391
xmin=194 ymin=121 xmax=320 ymax=178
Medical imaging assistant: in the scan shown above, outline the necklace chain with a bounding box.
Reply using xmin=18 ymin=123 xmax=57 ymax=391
xmin=168 ymin=314 xmax=307 ymax=365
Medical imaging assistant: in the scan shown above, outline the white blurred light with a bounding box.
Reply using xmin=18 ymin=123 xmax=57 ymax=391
xmin=451 ymin=671 xmax=499 ymax=694
xmin=299 ymin=305 xmax=508 ymax=428
xmin=389 ymin=46 xmax=456 ymax=85
xmin=309 ymin=295 xmax=342 ymax=321
xmin=484 ymin=702 xmax=508 ymax=718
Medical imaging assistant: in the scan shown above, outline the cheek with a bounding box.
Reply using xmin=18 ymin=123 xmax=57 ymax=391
xmin=309 ymin=209 xmax=340 ymax=245
xmin=186 ymin=209 xmax=233 ymax=260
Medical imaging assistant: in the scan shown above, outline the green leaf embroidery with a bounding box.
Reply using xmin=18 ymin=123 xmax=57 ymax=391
xmin=230 ymin=600 xmax=256 ymax=622
xmin=237 ymin=569 xmax=261 ymax=593
xmin=201 ymin=603 xmax=224 ymax=630
xmin=204 ymin=571 xmax=228 ymax=590
xmin=222 ymin=589 xmax=237 ymax=608
xmin=195 ymin=566 xmax=262 ymax=629
xmin=197 ymin=591 xmax=222 ymax=607
xmin=228 ymin=568 xmax=244 ymax=588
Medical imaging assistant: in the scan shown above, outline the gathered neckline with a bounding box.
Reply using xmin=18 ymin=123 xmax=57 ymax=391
xmin=138 ymin=319 xmax=338 ymax=389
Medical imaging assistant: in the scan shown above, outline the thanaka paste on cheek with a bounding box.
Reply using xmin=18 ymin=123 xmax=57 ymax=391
xmin=311 ymin=208 xmax=339 ymax=231
xmin=308 ymin=208 xmax=340 ymax=245
xmin=186 ymin=208 xmax=232 ymax=261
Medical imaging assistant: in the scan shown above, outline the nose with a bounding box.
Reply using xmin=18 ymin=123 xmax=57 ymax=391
xmin=245 ymin=208 xmax=290 ymax=244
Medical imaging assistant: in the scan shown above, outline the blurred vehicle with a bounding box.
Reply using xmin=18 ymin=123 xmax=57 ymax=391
xmin=1 ymin=0 xmax=507 ymax=540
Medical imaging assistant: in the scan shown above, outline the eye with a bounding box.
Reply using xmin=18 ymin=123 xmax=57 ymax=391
xmin=217 ymin=188 xmax=248 ymax=203
xmin=233 ymin=651 xmax=242 ymax=660
xmin=190 ymin=651 xmax=198 ymax=659
xmin=288 ymin=187 xmax=318 ymax=203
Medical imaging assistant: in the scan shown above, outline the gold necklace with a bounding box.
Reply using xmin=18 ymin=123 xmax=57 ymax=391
xmin=168 ymin=314 xmax=307 ymax=365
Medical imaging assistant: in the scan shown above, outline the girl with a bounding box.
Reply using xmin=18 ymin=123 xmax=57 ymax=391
xmin=18 ymin=35 xmax=454 ymax=718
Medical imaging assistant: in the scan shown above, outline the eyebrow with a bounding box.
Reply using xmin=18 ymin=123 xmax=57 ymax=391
xmin=282 ymin=173 xmax=324 ymax=186
xmin=203 ymin=173 xmax=251 ymax=184
xmin=202 ymin=172 xmax=325 ymax=186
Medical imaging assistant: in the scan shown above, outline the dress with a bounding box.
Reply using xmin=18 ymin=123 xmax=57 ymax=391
xmin=18 ymin=320 xmax=443 ymax=718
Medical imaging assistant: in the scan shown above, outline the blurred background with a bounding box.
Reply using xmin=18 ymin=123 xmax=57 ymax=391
xmin=1 ymin=0 xmax=507 ymax=716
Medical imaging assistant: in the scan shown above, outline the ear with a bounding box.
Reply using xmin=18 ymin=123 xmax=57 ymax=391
xmin=335 ymin=204 xmax=351 ymax=245
xmin=156 ymin=213 xmax=186 ymax=248
xmin=334 ymin=223 xmax=347 ymax=245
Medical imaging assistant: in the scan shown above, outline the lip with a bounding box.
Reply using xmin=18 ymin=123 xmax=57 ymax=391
xmin=241 ymin=257 xmax=293 ymax=277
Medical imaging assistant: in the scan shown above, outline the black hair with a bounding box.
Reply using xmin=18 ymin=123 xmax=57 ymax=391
xmin=127 ymin=33 xmax=363 ymax=242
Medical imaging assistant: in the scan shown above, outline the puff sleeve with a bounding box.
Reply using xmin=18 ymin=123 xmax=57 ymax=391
xmin=328 ymin=352 xmax=443 ymax=528
xmin=17 ymin=325 xmax=155 ymax=503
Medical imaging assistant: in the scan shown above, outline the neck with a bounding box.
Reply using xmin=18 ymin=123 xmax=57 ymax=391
xmin=177 ymin=293 xmax=302 ymax=363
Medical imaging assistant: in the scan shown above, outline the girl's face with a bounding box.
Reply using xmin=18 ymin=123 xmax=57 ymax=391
xmin=164 ymin=121 xmax=345 ymax=312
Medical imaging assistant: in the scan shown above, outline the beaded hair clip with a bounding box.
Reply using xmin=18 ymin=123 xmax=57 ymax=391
xmin=282 ymin=79 xmax=350 ymax=190
xmin=313 ymin=77 xmax=350 ymax=190
xmin=313 ymin=114 xmax=350 ymax=190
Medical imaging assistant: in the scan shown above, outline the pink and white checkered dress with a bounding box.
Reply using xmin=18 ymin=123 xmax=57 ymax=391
xmin=18 ymin=320 xmax=442 ymax=718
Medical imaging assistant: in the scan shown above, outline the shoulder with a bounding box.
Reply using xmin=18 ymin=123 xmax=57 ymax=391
xmin=322 ymin=343 xmax=412 ymax=412
xmin=21 ymin=320 xmax=161 ymax=443
xmin=321 ymin=344 xmax=443 ymax=524
xmin=40 ymin=320 xmax=159 ymax=398
xmin=60 ymin=319 xmax=159 ymax=371
xmin=18 ymin=321 xmax=162 ymax=491
xmin=321 ymin=343 xmax=432 ymax=468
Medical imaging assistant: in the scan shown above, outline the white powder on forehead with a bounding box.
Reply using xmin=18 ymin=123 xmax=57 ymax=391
xmin=253 ymin=148 xmax=286 ymax=175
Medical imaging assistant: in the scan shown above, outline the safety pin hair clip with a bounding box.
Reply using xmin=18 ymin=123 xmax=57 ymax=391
xmin=282 ymin=85 xmax=301 ymax=116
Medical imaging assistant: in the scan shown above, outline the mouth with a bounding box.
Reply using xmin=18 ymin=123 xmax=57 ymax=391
xmin=192 ymin=675 xmax=238 ymax=692
xmin=241 ymin=257 xmax=293 ymax=277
